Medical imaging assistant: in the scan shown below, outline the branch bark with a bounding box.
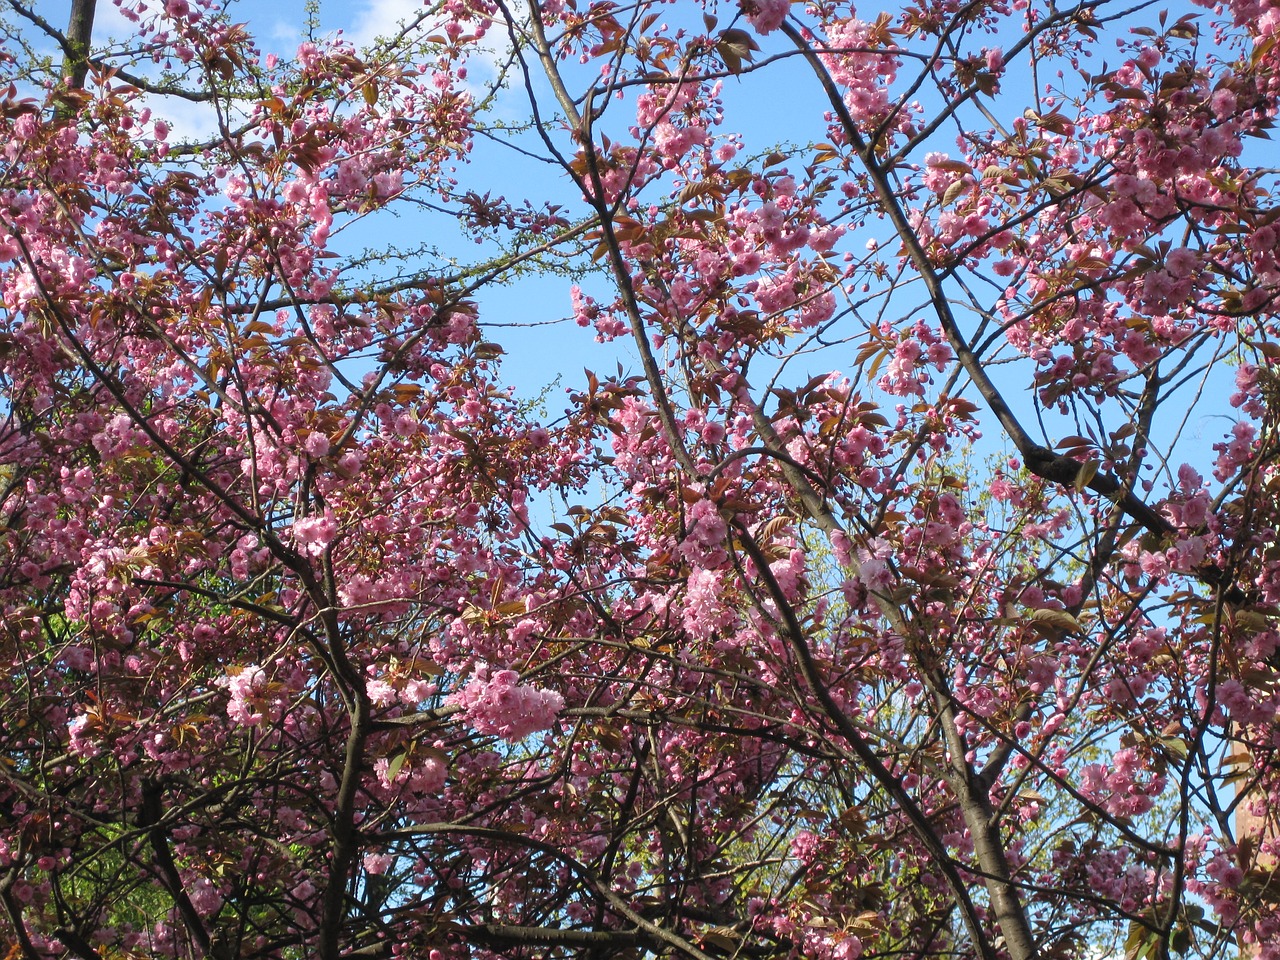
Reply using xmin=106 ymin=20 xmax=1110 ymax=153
xmin=60 ymin=0 xmax=96 ymax=92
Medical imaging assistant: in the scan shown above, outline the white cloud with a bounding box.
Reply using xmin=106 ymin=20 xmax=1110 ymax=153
xmin=267 ymin=18 xmax=304 ymax=47
xmin=148 ymin=92 xmax=224 ymax=144
xmin=334 ymin=0 xmax=516 ymax=106
xmin=90 ymin=2 xmax=140 ymax=43
xmin=340 ymin=0 xmax=427 ymax=51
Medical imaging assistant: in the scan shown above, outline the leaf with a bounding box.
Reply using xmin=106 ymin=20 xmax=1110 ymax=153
xmin=813 ymin=142 xmax=841 ymax=163
xmin=929 ymin=158 xmax=972 ymax=174
xmin=983 ymin=164 xmax=1020 ymax=183
xmin=678 ymin=180 xmax=722 ymax=205
xmin=716 ymin=28 xmax=760 ymax=75
xmin=941 ymin=179 xmax=969 ymax=206
xmin=1108 ymin=84 xmax=1149 ymax=100
xmin=1169 ymin=923 xmax=1192 ymax=955
xmin=683 ymin=209 xmax=721 ymax=223
xmin=1239 ymin=667 xmax=1279 ymax=689
xmin=1252 ymin=34 xmax=1277 ymax=70
xmin=757 ymin=515 xmax=792 ymax=543
xmin=1074 ymin=460 xmax=1100 ymax=492
xmin=1036 ymin=110 xmax=1074 ymax=134
xmin=1233 ymin=609 xmax=1273 ymax=632
xmin=1256 ymin=340 xmax=1280 ymax=360
xmin=1224 ymin=748 xmax=1253 ymax=769
xmin=1028 ymin=608 xmax=1084 ymax=633
xmin=850 ymin=910 xmax=882 ymax=935
xmin=699 ymin=929 xmax=741 ymax=952
xmin=386 ymin=749 xmax=408 ymax=782
xmin=944 ymin=397 xmax=980 ymax=420
xmin=1125 ymin=922 xmax=1160 ymax=960
xmin=1239 ymin=866 xmax=1280 ymax=903
xmin=719 ymin=27 xmax=760 ymax=55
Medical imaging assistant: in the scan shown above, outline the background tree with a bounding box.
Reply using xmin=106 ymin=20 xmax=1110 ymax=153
xmin=0 ymin=0 xmax=1278 ymax=958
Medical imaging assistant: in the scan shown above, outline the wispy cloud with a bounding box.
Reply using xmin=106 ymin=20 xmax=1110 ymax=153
xmin=339 ymin=0 xmax=428 ymax=51
xmin=149 ymin=93 xmax=225 ymax=144
xmin=266 ymin=18 xmax=304 ymax=49
xmin=335 ymin=0 xmax=515 ymax=105
xmin=90 ymin=2 xmax=141 ymax=43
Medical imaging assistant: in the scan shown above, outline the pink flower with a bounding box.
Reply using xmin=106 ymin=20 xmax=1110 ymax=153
xmin=67 ymin=714 xmax=101 ymax=758
xmin=742 ymin=0 xmax=789 ymax=33
xmin=291 ymin=511 xmax=338 ymax=556
xmin=188 ymin=878 xmax=223 ymax=917
xmin=858 ymin=538 xmax=895 ymax=592
xmin=1164 ymin=246 xmax=1199 ymax=276
xmin=449 ymin=665 xmax=564 ymax=741
xmin=364 ymin=852 xmax=395 ymax=876
xmin=303 ymin=431 xmax=330 ymax=459
xmin=683 ymin=568 xmax=729 ymax=640
xmin=366 ymin=679 xmax=397 ymax=707
xmin=373 ymin=752 xmax=447 ymax=794
xmin=828 ymin=529 xmax=853 ymax=567
xmin=790 ymin=830 xmax=823 ymax=863
xmin=222 ymin=665 xmax=269 ymax=726
xmin=680 ymin=498 xmax=729 ymax=567
xmin=1177 ymin=463 xmax=1203 ymax=492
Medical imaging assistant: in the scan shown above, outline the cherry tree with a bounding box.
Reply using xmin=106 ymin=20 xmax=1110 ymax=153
xmin=0 ymin=0 xmax=1278 ymax=958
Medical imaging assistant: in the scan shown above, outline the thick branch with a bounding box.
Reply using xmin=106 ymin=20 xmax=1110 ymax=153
xmin=60 ymin=0 xmax=96 ymax=91
xmin=139 ymin=780 xmax=213 ymax=957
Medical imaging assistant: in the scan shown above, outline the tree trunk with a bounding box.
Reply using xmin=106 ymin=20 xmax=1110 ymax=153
xmin=61 ymin=0 xmax=97 ymax=91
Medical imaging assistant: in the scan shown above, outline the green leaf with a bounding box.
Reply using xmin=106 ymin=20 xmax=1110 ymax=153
xmin=1125 ymin=922 xmax=1160 ymax=960
xmin=1074 ymin=460 xmax=1099 ymax=492
xmin=942 ymin=179 xmax=969 ymax=206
